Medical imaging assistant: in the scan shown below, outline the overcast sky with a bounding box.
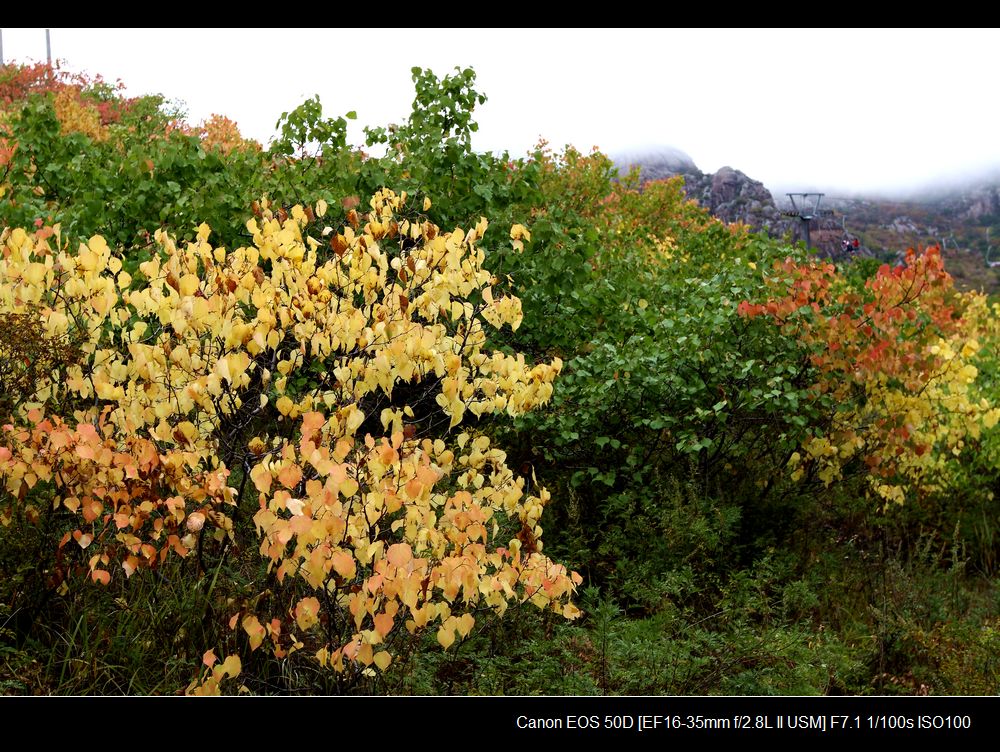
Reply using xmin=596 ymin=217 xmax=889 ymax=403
xmin=2 ymin=28 xmax=998 ymax=196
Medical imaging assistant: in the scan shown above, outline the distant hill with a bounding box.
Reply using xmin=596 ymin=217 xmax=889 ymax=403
xmin=614 ymin=148 xmax=1000 ymax=296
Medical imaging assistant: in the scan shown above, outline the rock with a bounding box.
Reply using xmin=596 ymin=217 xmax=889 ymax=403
xmin=614 ymin=146 xmax=868 ymax=259
xmin=613 ymin=146 xmax=699 ymax=182
xmin=960 ymin=186 xmax=1000 ymax=220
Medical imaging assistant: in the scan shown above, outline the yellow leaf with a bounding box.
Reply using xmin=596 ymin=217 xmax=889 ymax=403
xmin=250 ymin=462 xmax=272 ymax=494
xmin=380 ymin=408 xmax=395 ymax=432
xmin=294 ymin=597 xmax=321 ymax=631
xmin=315 ymin=647 xmax=329 ymax=667
xmin=179 ymin=274 xmax=200 ymax=297
xmin=373 ymin=651 xmax=391 ymax=671
xmin=563 ymin=603 xmax=582 ymax=619
xmin=436 ymin=625 xmax=455 ymax=650
xmin=345 ymin=408 xmax=364 ymax=434
xmin=276 ymin=396 xmax=294 ymax=416
xmin=220 ymin=654 xmax=241 ymax=678
xmin=242 ymin=615 xmax=265 ymax=651
xmin=23 ymin=263 xmax=47 ymax=285
xmin=456 ymin=612 xmax=475 ymax=638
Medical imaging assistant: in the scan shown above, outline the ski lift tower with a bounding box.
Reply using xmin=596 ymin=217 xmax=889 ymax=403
xmin=784 ymin=193 xmax=825 ymax=250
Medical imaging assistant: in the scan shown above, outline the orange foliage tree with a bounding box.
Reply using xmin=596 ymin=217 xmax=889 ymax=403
xmin=738 ymin=246 xmax=1000 ymax=505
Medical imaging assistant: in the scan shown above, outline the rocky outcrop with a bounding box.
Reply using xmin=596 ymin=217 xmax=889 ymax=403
xmin=688 ymin=166 xmax=784 ymax=230
xmin=958 ymin=186 xmax=1000 ymax=221
xmin=613 ymin=148 xmax=853 ymax=257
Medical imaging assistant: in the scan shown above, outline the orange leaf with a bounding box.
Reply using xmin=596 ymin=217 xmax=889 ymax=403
xmin=357 ymin=642 xmax=373 ymax=666
xmin=386 ymin=542 xmax=412 ymax=568
xmin=300 ymin=411 xmax=325 ymax=438
xmin=277 ymin=462 xmax=302 ymax=490
xmin=330 ymin=550 xmax=356 ymax=579
xmin=122 ymin=556 xmax=138 ymax=578
xmin=373 ymin=612 xmax=393 ymax=638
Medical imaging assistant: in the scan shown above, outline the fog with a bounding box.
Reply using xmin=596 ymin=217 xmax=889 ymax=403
xmin=2 ymin=27 xmax=998 ymax=198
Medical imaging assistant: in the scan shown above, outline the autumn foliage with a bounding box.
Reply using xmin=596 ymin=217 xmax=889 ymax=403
xmin=0 ymin=190 xmax=579 ymax=692
xmin=2 ymin=59 xmax=1000 ymax=696
xmin=739 ymin=246 xmax=1000 ymax=504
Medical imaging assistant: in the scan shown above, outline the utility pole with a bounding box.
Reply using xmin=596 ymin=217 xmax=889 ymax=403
xmin=46 ymin=28 xmax=51 ymax=66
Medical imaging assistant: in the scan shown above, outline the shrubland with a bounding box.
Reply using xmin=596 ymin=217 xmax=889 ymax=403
xmin=1 ymin=61 xmax=998 ymax=694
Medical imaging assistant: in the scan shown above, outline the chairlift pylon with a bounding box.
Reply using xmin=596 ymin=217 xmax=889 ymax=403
xmin=786 ymin=193 xmax=825 ymax=249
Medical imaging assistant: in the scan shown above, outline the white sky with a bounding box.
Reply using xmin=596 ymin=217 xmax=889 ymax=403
xmin=2 ymin=28 xmax=999 ymax=196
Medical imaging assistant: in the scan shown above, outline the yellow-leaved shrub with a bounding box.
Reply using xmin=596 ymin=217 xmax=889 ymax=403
xmin=0 ymin=189 xmax=580 ymax=691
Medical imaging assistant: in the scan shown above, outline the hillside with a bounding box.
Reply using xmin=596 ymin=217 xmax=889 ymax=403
xmin=616 ymin=149 xmax=1000 ymax=296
